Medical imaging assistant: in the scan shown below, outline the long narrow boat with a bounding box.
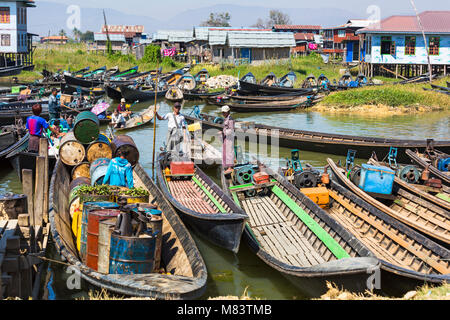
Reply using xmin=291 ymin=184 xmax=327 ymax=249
xmin=239 ymin=80 xmax=313 ymax=96
xmin=279 ymin=72 xmax=297 ymax=88
xmin=61 ymin=84 xmax=106 ymax=97
xmin=0 ymin=126 xmax=17 ymax=152
xmin=260 ymin=73 xmax=278 ymax=86
xmin=116 ymin=105 xmax=160 ymax=132
xmin=165 ymin=86 xmax=184 ymax=102
xmin=176 ymin=73 xmax=197 ymax=91
xmin=368 ymin=157 xmax=450 ymax=207
xmin=183 ymin=113 xmax=450 ymax=162
xmin=81 ymin=66 xmax=106 ymax=78
xmin=50 ymin=160 xmax=208 ymax=299
xmin=156 ymin=152 xmax=248 ymax=253
xmin=64 ymin=74 xmax=103 ymax=88
xmin=119 ymin=85 xmax=168 ymax=102
xmin=109 ymin=66 xmax=139 ymax=80
xmin=0 ymin=65 xmax=24 ymax=77
xmin=0 ymin=131 xmax=28 ymax=161
xmin=225 ymin=96 xmax=313 ymax=113
xmin=319 ymin=179 xmax=450 ymax=295
xmin=406 ymin=149 xmax=450 ymax=187
xmin=228 ymin=93 xmax=305 ymax=102
xmin=220 ymin=164 xmax=380 ymax=297
xmin=194 ymin=69 xmax=209 ymax=83
xmin=105 ymin=85 xmax=123 ymax=101
xmin=327 ymin=158 xmax=450 ymax=246
xmin=183 ymin=90 xmax=225 ymax=101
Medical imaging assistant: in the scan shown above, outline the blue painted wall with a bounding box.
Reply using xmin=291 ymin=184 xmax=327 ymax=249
xmin=367 ymin=34 xmax=450 ymax=65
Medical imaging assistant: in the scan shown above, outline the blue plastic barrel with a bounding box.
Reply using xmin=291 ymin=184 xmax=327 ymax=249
xmin=109 ymin=233 xmax=156 ymax=275
xmin=90 ymin=158 xmax=111 ymax=186
xmin=79 ymin=201 xmax=119 ymax=263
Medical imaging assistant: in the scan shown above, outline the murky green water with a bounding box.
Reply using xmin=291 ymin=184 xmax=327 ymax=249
xmin=1 ymin=98 xmax=448 ymax=299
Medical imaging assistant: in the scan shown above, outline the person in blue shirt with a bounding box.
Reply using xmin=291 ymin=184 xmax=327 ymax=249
xmin=48 ymin=88 xmax=61 ymax=120
xmin=102 ymin=150 xmax=134 ymax=189
xmin=26 ymin=104 xmax=59 ymax=153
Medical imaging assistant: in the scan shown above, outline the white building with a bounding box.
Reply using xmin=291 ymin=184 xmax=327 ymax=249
xmin=0 ymin=0 xmax=36 ymax=69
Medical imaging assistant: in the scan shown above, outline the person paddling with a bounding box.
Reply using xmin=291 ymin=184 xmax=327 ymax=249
xmin=26 ymin=104 xmax=59 ymax=153
xmin=156 ymin=102 xmax=187 ymax=158
xmin=220 ymin=105 xmax=235 ymax=174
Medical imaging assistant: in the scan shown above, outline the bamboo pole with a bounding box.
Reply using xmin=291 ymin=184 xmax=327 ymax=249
xmin=410 ymin=0 xmax=432 ymax=84
xmin=152 ymin=64 xmax=159 ymax=173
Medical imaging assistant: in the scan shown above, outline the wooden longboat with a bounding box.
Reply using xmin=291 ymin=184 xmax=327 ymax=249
xmin=115 ymin=105 xmax=160 ymax=132
xmin=228 ymin=93 xmax=305 ymax=102
xmin=239 ymin=80 xmax=314 ymax=96
xmin=406 ymin=149 xmax=450 ymax=187
xmin=0 ymin=126 xmax=17 ymax=153
xmin=183 ymin=90 xmax=225 ymax=101
xmin=119 ymin=85 xmax=168 ymax=102
xmin=156 ymin=152 xmax=248 ymax=253
xmin=220 ymin=165 xmax=380 ymax=297
xmin=0 ymin=131 xmax=28 ymax=160
xmin=185 ymin=135 xmax=222 ymax=168
xmin=320 ymin=179 xmax=450 ymax=294
xmin=61 ymin=84 xmax=106 ymax=97
xmin=226 ymin=96 xmax=313 ymax=113
xmin=176 ymin=74 xmax=197 ymax=91
xmin=165 ymin=86 xmax=184 ymax=102
xmin=105 ymin=85 xmax=123 ymax=101
xmin=64 ymin=74 xmax=103 ymax=88
xmin=368 ymin=158 xmax=450 ymax=208
xmin=194 ymin=69 xmax=209 ymax=83
xmin=260 ymin=73 xmax=278 ymax=86
xmin=327 ymin=158 xmax=450 ymax=246
xmin=183 ymin=113 xmax=450 ymax=162
xmin=49 ymin=160 xmax=208 ymax=299
xmin=278 ymin=72 xmax=297 ymax=88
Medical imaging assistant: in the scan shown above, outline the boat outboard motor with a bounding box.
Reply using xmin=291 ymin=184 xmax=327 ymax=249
xmin=294 ymin=171 xmax=319 ymax=189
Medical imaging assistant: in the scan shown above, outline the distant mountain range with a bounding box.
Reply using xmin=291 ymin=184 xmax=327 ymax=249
xmin=28 ymin=2 xmax=361 ymax=37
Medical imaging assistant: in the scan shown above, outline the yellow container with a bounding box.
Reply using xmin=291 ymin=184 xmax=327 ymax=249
xmin=188 ymin=122 xmax=202 ymax=132
xmin=301 ymin=187 xmax=330 ymax=209
xmin=72 ymin=206 xmax=83 ymax=251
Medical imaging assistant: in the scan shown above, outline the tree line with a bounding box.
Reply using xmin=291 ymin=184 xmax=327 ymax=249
xmin=200 ymin=10 xmax=291 ymax=28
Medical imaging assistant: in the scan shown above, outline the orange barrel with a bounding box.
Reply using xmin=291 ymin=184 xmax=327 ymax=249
xmin=86 ymin=209 xmax=121 ymax=271
xmin=59 ymin=132 xmax=86 ymax=166
xmin=90 ymin=158 xmax=111 ymax=186
xmin=71 ymin=162 xmax=91 ymax=180
xmin=111 ymin=135 xmax=139 ymax=166
xmin=97 ymin=218 xmax=117 ymax=274
xmin=79 ymin=202 xmax=119 ymax=263
xmin=86 ymin=138 xmax=113 ymax=163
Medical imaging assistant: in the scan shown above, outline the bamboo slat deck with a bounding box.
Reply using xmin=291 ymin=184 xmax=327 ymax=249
xmin=326 ymin=185 xmax=450 ymax=275
xmin=242 ymin=196 xmax=327 ymax=267
xmin=168 ymin=180 xmax=215 ymax=214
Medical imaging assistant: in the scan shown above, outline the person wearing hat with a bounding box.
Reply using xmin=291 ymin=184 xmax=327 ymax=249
xmin=220 ymin=105 xmax=235 ymax=173
xmin=117 ymin=98 xmax=131 ymax=119
xmin=156 ymin=102 xmax=187 ymax=157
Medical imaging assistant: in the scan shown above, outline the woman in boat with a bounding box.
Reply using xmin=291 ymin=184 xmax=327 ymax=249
xmin=26 ymin=104 xmax=59 ymax=153
xmin=111 ymin=110 xmax=126 ymax=129
xmin=156 ymin=102 xmax=187 ymax=159
xmin=220 ymin=105 xmax=235 ymax=174
xmin=117 ymin=98 xmax=131 ymax=119
xmin=102 ymin=149 xmax=134 ymax=189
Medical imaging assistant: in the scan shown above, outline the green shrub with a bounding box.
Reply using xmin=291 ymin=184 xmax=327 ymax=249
xmin=142 ymin=45 xmax=162 ymax=64
xmin=161 ymin=57 xmax=176 ymax=68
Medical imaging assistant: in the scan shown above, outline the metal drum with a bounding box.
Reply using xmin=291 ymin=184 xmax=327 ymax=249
xmin=86 ymin=138 xmax=113 ymax=163
xmin=98 ymin=133 xmax=110 ymax=144
xmin=90 ymin=158 xmax=111 ymax=186
xmin=109 ymin=233 xmax=156 ymax=275
xmin=87 ymin=209 xmax=121 ymax=271
xmin=79 ymin=201 xmax=119 ymax=263
xmin=97 ymin=219 xmax=116 ymax=274
xmin=59 ymin=132 xmax=86 ymax=166
xmin=69 ymin=177 xmax=91 ymax=218
xmin=111 ymin=135 xmax=139 ymax=166
xmin=71 ymin=162 xmax=91 ymax=180
xmin=74 ymin=111 xmax=100 ymax=144
xmin=136 ymin=204 xmax=163 ymax=272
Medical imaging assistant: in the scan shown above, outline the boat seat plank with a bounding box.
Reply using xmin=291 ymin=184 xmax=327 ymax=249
xmin=168 ymin=180 xmax=215 ymax=214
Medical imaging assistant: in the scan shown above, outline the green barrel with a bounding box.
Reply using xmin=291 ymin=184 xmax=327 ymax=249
xmin=74 ymin=111 xmax=100 ymax=144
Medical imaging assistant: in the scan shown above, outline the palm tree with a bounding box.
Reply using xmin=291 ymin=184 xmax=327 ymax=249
xmin=72 ymin=27 xmax=82 ymax=42
xmin=59 ymin=29 xmax=67 ymax=37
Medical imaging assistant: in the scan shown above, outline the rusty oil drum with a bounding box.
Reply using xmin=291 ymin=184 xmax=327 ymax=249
xmin=87 ymin=209 xmax=121 ymax=271
xmin=79 ymin=202 xmax=119 ymax=263
xmin=109 ymin=232 xmax=156 ymax=275
xmin=73 ymin=111 xmax=100 ymax=144
xmin=97 ymin=218 xmax=116 ymax=274
xmin=86 ymin=137 xmax=113 ymax=163
xmin=59 ymin=132 xmax=86 ymax=166
xmin=71 ymin=162 xmax=91 ymax=180
xmin=111 ymin=135 xmax=139 ymax=166
xmin=138 ymin=204 xmax=163 ymax=272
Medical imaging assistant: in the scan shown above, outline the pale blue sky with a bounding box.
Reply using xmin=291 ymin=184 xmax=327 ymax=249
xmin=42 ymin=0 xmax=450 ymax=19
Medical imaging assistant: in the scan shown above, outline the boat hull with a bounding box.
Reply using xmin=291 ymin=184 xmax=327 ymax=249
xmin=120 ymin=85 xmax=167 ymax=102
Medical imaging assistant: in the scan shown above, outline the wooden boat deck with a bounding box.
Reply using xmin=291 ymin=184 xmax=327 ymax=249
xmin=242 ymin=195 xmax=327 ymax=267
xmin=168 ymin=180 xmax=216 ymax=214
xmin=326 ymin=185 xmax=450 ymax=275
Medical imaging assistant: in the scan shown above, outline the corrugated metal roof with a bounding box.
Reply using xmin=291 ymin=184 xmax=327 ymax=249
xmin=357 ymin=11 xmax=450 ymax=34
xmin=94 ymin=33 xmax=126 ymax=42
xmin=153 ymin=30 xmax=194 ymax=43
xmin=273 ymin=25 xmax=322 ymax=30
xmin=193 ymin=27 xmax=210 ymax=41
xmin=227 ymin=31 xmax=295 ymax=48
xmin=208 ymin=29 xmax=229 ymax=46
xmin=101 ymin=25 xmax=145 ymax=33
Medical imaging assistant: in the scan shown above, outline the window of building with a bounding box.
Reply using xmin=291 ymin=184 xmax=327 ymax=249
xmin=381 ymin=36 xmax=395 ymax=55
xmin=1 ymin=34 xmax=11 ymax=46
xmin=0 ymin=7 xmax=10 ymax=24
xmin=405 ymin=36 xmax=416 ymax=55
xmin=338 ymin=30 xmax=346 ymax=38
xmin=429 ymin=36 xmax=440 ymax=55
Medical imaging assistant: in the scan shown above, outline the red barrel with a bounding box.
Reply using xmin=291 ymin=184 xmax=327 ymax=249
xmin=111 ymin=135 xmax=139 ymax=167
xmin=86 ymin=209 xmax=121 ymax=271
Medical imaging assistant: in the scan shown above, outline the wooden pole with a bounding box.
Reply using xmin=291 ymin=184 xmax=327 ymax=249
xmin=39 ymin=139 xmax=49 ymax=224
xmin=410 ymin=0 xmax=432 ymax=84
xmin=22 ymin=169 xmax=35 ymax=253
xmin=152 ymin=65 xmax=159 ymax=173
xmin=34 ymin=157 xmax=45 ymax=227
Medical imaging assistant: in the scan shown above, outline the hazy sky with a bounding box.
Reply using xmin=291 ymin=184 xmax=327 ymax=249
xmin=42 ymin=0 xmax=450 ymax=19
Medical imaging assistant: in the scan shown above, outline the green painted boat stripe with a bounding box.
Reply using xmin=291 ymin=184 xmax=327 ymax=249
xmin=436 ymin=193 xmax=450 ymax=203
xmin=192 ymin=177 xmax=227 ymax=213
xmin=231 ymin=192 xmax=241 ymax=208
xmin=271 ymin=185 xmax=350 ymax=260
xmin=229 ymin=183 xmax=254 ymax=190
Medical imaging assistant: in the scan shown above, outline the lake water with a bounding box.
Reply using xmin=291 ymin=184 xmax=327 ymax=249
xmin=0 ymin=99 xmax=448 ymax=299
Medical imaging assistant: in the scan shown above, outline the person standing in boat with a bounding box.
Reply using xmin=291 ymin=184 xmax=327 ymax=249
xmin=155 ymin=102 xmax=187 ymax=159
xmin=221 ymin=105 xmax=235 ymax=174
xmin=102 ymin=150 xmax=134 ymax=189
xmin=26 ymin=104 xmax=59 ymax=153
xmin=48 ymin=88 xmax=61 ymax=120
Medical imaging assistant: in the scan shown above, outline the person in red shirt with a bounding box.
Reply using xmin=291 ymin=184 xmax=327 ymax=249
xmin=26 ymin=104 xmax=59 ymax=153
xmin=117 ymin=98 xmax=131 ymax=120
